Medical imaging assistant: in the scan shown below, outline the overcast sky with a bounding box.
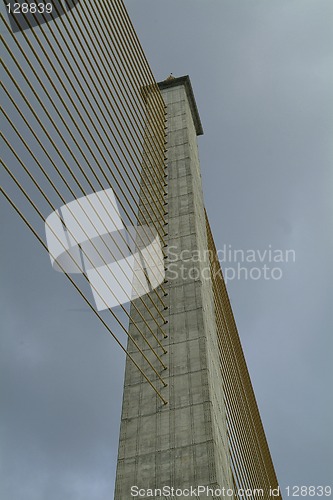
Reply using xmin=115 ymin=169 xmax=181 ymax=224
xmin=1 ymin=1 xmax=333 ymax=499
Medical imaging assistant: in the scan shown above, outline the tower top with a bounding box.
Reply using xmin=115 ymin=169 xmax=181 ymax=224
xmin=158 ymin=75 xmax=204 ymax=136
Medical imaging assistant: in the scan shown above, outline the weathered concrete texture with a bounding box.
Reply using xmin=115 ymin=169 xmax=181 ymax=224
xmin=115 ymin=76 xmax=234 ymax=499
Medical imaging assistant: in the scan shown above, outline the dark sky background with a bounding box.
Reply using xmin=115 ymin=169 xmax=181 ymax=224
xmin=1 ymin=1 xmax=332 ymax=499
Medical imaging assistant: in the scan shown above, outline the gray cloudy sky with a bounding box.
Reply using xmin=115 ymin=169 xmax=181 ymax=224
xmin=1 ymin=0 xmax=333 ymax=499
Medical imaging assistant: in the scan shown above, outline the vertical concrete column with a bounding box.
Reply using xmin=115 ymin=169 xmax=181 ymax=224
xmin=115 ymin=76 xmax=234 ymax=499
